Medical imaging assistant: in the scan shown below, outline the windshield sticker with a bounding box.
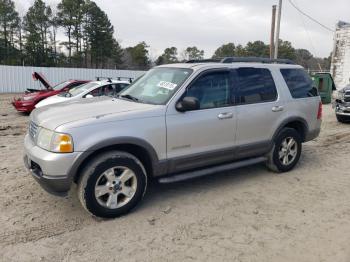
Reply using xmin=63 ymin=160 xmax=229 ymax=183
xmin=157 ymin=81 xmax=177 ymax=90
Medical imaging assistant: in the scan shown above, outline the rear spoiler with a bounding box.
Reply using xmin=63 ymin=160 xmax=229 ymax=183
xmin=32 ymin=72 xmax=52 ymax=89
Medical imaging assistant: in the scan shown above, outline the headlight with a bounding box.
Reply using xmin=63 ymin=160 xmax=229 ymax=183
xmin=36 ymin=127 xmax=74 ymax=153
xmin=23 ymin=96 xmax=36 ymax=101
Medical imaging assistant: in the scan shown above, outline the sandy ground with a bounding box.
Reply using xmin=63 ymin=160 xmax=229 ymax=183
xmin=1 ymin=93 xmax=350 ymax=262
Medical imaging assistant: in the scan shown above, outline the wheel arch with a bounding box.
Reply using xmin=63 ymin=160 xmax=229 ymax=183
xmin=70 ymin=137 xmax=162 ymax=184
xmin=273 ymin=117 xmax=309 ymax=142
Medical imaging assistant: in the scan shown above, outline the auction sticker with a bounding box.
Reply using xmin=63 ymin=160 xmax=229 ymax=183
xmin=157 ymin=81 xmax=177 ymax=90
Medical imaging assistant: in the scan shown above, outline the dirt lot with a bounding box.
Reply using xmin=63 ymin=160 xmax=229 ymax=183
xmin=1 ymin=93 xmax=350 ymax=262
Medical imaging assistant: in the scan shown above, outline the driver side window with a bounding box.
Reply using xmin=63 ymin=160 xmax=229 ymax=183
xmin=86 ymin=87 xmax=103 ymax=97
xmin=186 ymin=71 xmax=231 ymax=110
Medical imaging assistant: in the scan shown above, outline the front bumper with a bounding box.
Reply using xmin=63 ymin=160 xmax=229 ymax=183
xmin=12 ymin=98 xmax=35 ymax=112
xmin=23 ymin=134 xmax=82 ymax=196
xmin=334 ymin=101 xmax=350 ymax=116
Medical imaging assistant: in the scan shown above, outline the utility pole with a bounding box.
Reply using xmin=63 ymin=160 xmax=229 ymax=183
xmin=270 ymin=5 xmax=277 ymax=59
xmin=274 ymin=0 xmax=282 ymax=59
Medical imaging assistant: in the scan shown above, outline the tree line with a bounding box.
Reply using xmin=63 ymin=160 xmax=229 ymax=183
xmin=156 ymin=42 xmax=331 ymax=71
xmin=0 ymin=0 xmax=330 ymax=71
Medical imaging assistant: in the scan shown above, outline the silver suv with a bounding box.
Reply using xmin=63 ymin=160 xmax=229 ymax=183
xmin=24 ymin=58 xmax=322 ymax=218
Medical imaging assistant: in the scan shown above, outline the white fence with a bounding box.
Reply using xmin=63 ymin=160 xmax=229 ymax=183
xmin=0 ymin=65 xmax=146 ymax=93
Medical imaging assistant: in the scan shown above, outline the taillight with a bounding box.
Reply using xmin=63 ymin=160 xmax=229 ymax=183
xmin=317 ymin=101 xmax=322 ymax=120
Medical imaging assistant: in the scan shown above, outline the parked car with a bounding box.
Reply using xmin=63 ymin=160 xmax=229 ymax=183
xmin=35 ymin=79 xmax=130 ymax=109
xmin=23 ymin=57 xmax=322 ymax=218
xmin=333 ymin=82 xmax=350 ymax=122
xmin=12 ymin=72 xmax=88 ymax=113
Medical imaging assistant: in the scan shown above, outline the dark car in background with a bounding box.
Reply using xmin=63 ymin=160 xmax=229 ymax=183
xmin=333 ymin=84 xmax=350 ymax=123
xmin=12 ymin=72 xmax=88 ymax=113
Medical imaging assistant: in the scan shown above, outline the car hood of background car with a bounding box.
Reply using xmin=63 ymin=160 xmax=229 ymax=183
xmin=30 ymin=97 xmax=164 ymax=130
xmin=35 ymin=95 xmax=68 ymax=108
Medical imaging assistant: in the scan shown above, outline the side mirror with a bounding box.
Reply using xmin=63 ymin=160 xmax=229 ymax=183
xmin=85 ymin=94 xmax=93 ymax=98
xmin=176 ymin=96 xmax=200 ymax=112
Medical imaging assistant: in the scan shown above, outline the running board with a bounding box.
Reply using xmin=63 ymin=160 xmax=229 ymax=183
xmin=158 ymin=156 xmax=267 ymax=184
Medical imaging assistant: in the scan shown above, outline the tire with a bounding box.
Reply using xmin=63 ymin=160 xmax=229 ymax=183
xmin=266 ymin=128 xmax=302 ymax=173
xmin=336 ymin=114 xmax=350 ymax=123
xmin=78 ymin=151 xmax=147 ymax=218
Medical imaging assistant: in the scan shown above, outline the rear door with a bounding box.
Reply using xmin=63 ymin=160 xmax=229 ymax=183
xmin=233 ymin=67 xmax=281 ymax=158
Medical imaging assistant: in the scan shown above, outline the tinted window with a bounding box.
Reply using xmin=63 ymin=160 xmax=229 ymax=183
xmin=186 ymin=71 xmax=231 ymax=109
xmin=234 ymin=68 xmax=277 ymax=104
xmin=113 ymin=83 xmax=129 ymax=93
xmin=280 ymin=69 xmax=318 ymax=98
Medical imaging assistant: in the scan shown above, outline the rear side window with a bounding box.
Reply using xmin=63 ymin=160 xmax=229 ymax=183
xmin=234 ymin=68 xmax=277 ymax=105
xmin=280 ymin=69 xmax=318 ymax=98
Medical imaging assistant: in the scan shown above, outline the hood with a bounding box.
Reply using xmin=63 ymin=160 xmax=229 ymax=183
xmin=31 ymin=72 xmax=52 ymax=90
xmin=19 ymin=89 xmax=56 ymax=100
xmin=31 ymin=97 xmax=161 ymax=130
xmin=35 ymin=95 xmax=67 ymax=108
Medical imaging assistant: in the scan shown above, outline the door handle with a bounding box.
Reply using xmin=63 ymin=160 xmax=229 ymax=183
xmin=272 ymin=106 xmax=284 ymax=112
xmin=217 ymin=112 xmax=233 ymax=119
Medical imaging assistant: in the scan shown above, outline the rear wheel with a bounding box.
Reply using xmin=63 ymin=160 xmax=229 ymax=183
xmin=266 ymin=128 xmax=302 ymax=173
xmin=78 ymin=151 xmax=147 ymax=218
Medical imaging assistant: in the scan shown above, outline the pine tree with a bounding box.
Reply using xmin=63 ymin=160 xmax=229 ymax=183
xmin=0 ymin=0 xmax=20 ymax=64
xmin=23 ymin=0 xmax=53 ymax=66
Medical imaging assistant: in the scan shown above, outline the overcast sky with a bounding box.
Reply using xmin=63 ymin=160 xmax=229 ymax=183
xmin=14 ymin=0 xmax=350 ymax=58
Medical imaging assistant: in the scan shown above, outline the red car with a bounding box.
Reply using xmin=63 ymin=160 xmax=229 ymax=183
xmin=12 ymin=72 xmax=88 ymax=113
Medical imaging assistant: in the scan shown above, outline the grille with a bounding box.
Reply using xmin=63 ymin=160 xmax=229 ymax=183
xmin=28 ymin=121 xmax=39 ymax=140
xmin=344 ymin=91 xmax=350 ymax=102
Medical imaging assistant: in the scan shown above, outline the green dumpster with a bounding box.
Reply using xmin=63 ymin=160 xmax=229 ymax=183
xmin=311 ymin=73 xmax=337 ymax=104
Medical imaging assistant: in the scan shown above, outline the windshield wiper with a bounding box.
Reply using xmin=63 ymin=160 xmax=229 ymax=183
xmin=118 ymin=94 xmax=140 ymax=102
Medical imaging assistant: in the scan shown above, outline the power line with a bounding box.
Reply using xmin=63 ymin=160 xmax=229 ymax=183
xmin=293 ymin=0 xmax=323 ymax=70
xmin=287 ymin=0 xmax=334 ymax=32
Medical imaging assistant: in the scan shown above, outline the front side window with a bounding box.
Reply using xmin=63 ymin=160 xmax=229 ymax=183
xmin=234 ymin=68 xmax=277 ymax=105
xmin=87 ymin=86 xmax=103 ymax=97
xmin=186 ymin=71 xmax=231 ymax=109
xmin=280 ymin=69 xmax=318 ymax=98
xmin=118 ymin=68 xmax=193 ymax=105
xmin=113 ymin=83 xmax=129 ymax=94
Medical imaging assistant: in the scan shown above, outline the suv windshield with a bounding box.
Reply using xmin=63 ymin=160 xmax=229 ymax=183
xmin=67 ymin=82 xmax=99 ymax=97
xmin=52 ymin=81 xmax=71 ymax=91
xmin=118 ymin=67 xmax=193 ymax=105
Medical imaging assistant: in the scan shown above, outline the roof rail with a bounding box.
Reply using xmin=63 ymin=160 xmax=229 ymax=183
xmin=185 ymin=59 xmax=221 ymax=63
xmin=220 ymin=57 xmax=295 ymax=64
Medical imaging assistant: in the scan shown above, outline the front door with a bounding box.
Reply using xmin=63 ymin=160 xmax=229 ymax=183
xmin=166 ymin=69 xmax=237 ymax=173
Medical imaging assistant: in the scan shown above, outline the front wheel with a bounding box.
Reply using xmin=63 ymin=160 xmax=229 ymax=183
xmin=78 ymin=151 xmax=147 ymax=218
xmin=336 ymin=114 xmax=350 ymax=123
xmin=266 ymin=128 xmax=302 ymax=173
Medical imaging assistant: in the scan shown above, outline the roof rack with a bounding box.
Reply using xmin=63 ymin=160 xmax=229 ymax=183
xmin=117 ymin=77 xmax=134 ymax=83
xmin=96 ymin=76 xmax=112 ymax=82
xmin=185 ymin=59 xmax=221 ymax=63
xmin=221 ymin=57 xmax=295 ymax=64
xmin=185 ymin=57 xmax=295 ymax=65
